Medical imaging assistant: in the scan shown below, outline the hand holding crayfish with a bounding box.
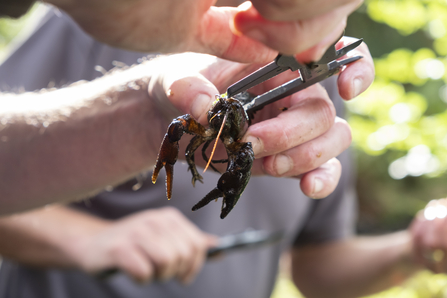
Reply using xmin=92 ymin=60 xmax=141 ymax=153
xmin=149 ymin=39 xmax=374 ymax=218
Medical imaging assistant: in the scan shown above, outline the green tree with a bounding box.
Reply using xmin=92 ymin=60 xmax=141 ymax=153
xmin=346 ymin=0 xmax=447 ymax=233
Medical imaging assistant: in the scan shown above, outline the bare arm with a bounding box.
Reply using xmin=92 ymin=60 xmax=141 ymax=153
xmin=0 ymin=62 xmax=164 ymax=214
xmin=0 ymin=205 xmax=216 ymax=283
xmin=0 ymin=49 xmax=373 ymax=214
xmin=291 ymin=232 xmax=420 ymax=298
xmin=0 ymin=205 xmax=108 ymax=268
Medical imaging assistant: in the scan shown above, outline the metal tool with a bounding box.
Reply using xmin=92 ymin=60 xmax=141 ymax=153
xmin=226 ymin=36 xmax=364 ymax=115
xmin=95 ymin=229 xmax=283 ymax=280
xmin=207 ymin=229 xmax=284 ymax=258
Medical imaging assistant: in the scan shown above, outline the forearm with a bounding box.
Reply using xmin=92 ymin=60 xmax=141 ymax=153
xmin=0 ymin=205 xmax=109 ymax=268
xmin=0 ymin=62 xmax=164 ymax=214
xmin=292 ymin=232 xmax=421 ymax=298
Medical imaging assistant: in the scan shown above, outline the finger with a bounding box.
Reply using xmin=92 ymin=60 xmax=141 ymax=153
xmin=194 ymin=6 xmax=278 ymax=63
xmin=232 ymin=1 xmax=361 ymax=56
xmin=168 ymin=216 xmax=208 ymax=284
xmin=164 ymin=73 xmax=217 ymax=124
xmin=183 ymin=232 xmax=220 ymax=284
xmin=261 ymin=117 xmax=351 ymax=177
xmin=419 ymin=219 xmax=443 ymax=272
xmin=294 ymin=22 xmax=346 ymax=63
xmin=151 ymin=208 xmax=210 ymax=284
xmin=135 ymin=214 xmax=181 ymax=281
xmin=299 ymin=157 xmax=342 ymax=198
xmin=112 ymin=244 xmax=154 ymax=283
xmin=337 ymin=38 xmax=375 ymax=100
xmin=243 ymin=84 xmax=336 ymax=157
xmin=250 ymin=0 xmax=362 ymax=21
xmin=411 ymin=218 xmax=427 ymax=266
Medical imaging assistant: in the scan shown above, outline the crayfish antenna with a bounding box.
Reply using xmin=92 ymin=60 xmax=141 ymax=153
xmin=203 ymin=113 xmax=227 ymax=173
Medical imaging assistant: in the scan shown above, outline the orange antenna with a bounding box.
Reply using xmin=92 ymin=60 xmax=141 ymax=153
xmin=203 ymin=113 xmax=227 ymax=173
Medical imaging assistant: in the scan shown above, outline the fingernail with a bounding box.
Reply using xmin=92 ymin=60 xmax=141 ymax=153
xmin=191 ymin=94 xmax=211 ymax=120
xmin=353 ymin=78 xmax=363 ymax=98
xmin=314 ymin=46 xmax=328 ymax=62
xmin=311 ymin=178 xmax=324 ymax=198
xmin=238 ymin=1 xmax=252 ymax=11
xmin=245 ymin=136 xmax=263 ymax=156
xmin=275 ymin=154 xmax=293 ymax=176
xmin=243 ymin=28 xmax=267 ymax=45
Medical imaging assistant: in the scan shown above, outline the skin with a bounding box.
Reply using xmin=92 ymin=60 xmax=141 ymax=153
xmin=0 ymin=40 xmax=373 ymax=214
xmin=0 ymin=205 xmax=216 ymax=284
xmin=0 ymin=195 xmax=443 ymax=293
xmin=43 ymin=0 xmax=363 ymax=62
xmin=292 ymin=199 xmax=447 ymax=298
xmin=291 ymin=232 xmax=418 ymax=298
xmin=410 ymin=198 xmax=447 ymax=274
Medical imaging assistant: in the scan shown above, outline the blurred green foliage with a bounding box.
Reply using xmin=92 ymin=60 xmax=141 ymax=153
xmin=0 ymin=5 xmax=34 ymax=62
xmin=363 ymin=271 xmax=447 ymax=298
xmin=271 ymin=272 xmax=447 ymax=298
xmin=345 ymin=0 xmax=447 ymax=233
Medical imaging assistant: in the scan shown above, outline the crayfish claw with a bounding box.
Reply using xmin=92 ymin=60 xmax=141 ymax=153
xmin=220 ymin=201 xmax=233 ymax=219
xmin=152 ymin=126 xmax=181 ymax=199
xmin=192 ymin=188 xmax=223 ymax=212
xmin=164 ymin=163 xmax=174 ymax=200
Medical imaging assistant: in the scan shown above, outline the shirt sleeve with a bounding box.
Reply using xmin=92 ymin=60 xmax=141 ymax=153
xmin=293 ymin=148 xmax=358 ymax=247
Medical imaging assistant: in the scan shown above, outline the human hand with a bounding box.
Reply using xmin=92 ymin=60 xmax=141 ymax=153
xmin=71 ymin=207 xmax=217 ymax=284
xmin=410 ymin=198 xmax=447 ymax=273
xmin=48 ymin=0 xmax=361 ymax=63
xmin=47 ymin=0 xmax=276 ymax=63
xmin=233 ymin=0 xmax=363 ymax=60
xmin=147 ymin=37 xmax=373 ymax=198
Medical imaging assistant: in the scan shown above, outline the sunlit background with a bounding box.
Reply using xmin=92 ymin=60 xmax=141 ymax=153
xmin=273 ymin=1 xmax=447 ymax=297
xmin=2 ymin=0 xmax=447 ymax=297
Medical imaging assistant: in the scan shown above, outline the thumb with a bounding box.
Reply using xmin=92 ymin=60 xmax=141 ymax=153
xmin=166 ymin=75 xmax=218 ymax=125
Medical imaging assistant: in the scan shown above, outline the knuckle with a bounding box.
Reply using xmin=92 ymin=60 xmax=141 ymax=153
xmin=262 ymin=156 xmax=278 ymax=177
xmin=162 ymin=206 xmax=182 ymax=218
xmin=319 ymin=100 xmax=336 ymax=130
xmin=179 ymin=249 xmax=191 ymax=263
xmin=109 ymin=243 xmax=129 ymax=259
xmin=276 ymin=129 xmax=291 ymax=151
xmin=154 ymin=252 xmax=172 ymax=269
xmin=130 ymin=228 xmax=146 ymax=241
xmin=300 ymin=144 xmax=321 ymax=172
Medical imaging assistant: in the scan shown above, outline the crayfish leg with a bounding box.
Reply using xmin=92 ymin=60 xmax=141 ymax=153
xmin=186 ymin=135 xmax=208 ymax=186
xmin=201 ymin=140 xmax=221 ymax=174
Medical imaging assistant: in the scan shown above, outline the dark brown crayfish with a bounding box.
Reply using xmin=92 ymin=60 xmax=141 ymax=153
xmin=151 ymin=95 xmax=254 ymax=219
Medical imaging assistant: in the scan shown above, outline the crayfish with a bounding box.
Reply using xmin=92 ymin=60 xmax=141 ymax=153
xmin=151 ymin=95 xmax=254 ymax=219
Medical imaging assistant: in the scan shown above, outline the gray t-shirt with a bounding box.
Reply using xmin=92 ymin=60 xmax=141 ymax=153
xmin=0 ymin=7 xmax=357 ymax=298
